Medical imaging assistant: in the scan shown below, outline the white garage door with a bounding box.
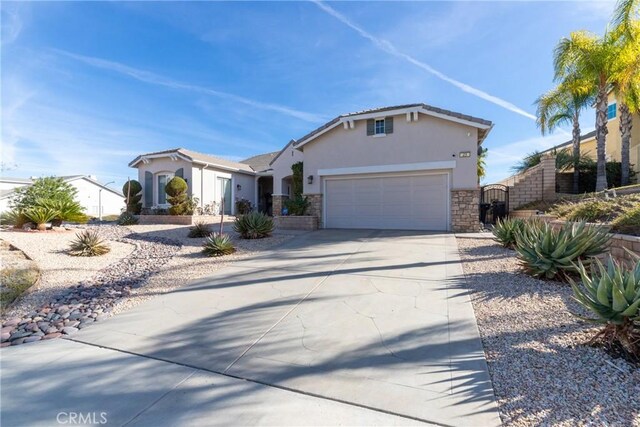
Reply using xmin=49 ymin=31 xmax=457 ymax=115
xmin=324 ymin=173 xmax=449 ymax=230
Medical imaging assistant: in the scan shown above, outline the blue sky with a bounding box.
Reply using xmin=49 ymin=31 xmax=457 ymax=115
xmin=1 ymin=1 xmax=617 ymax=188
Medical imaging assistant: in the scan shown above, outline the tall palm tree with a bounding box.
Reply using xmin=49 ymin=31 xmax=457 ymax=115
xmin=535 ymin=78 xmax=593 ymax=193
xmin=610 ymin=0 xmax=640 ymax=185
xmin=553 ymin=31 xmax=622 ymax=191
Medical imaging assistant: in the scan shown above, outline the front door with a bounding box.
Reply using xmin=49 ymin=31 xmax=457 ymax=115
xmin=218 ymin=177 xmax=232 ymax=215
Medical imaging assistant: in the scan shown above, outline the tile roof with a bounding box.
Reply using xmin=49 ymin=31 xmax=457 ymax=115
xmin=240 ymin=151 xmax=280 ymax=172
xmin=293 ymin=103 xmax=493 ymax=147
xmin=129 ymin=148 xmax=254 ymax=173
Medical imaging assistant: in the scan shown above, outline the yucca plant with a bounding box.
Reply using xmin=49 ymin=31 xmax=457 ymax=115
xmin=23 ymin=207 xmax=60 ymax=231
xmin=202 ymin=233 xmax=236 ymax=257
xmin=492 ymin=217 xmax=525 ymax=248
xmin=515 ymin=221 xmax=611 ymax=280
xmin=233 ymin=211 xmax=274 ymax=239
xmin=69 ymin=230 xmax=111 ymax=256
xmin=188 ymin=221 xmax=212 ymax=238
xmin=117 ymin=211 xmax=139 ymax=226
xmin=570 ymin=256 xmax=640 ymax=357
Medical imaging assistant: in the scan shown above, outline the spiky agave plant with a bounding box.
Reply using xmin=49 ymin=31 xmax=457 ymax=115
xmin=492 ymin=217 xmax=525 ymax=248
xmin=202 ymin=233 xmax=236 ymax=257
xmin=570 ymin=256 xmax=640 ymax=357
xmin=117 ymin=211 xmax=139 ymax=226
xmin=69 ymin=230 xmax=111 ymax=256
xmin=233 ymin=211 xmax=274 ymax=239
xmin=188 ymin=221 xmax=212 ymax=238
xmin=515 ymin=220 xmax=611 ymax=280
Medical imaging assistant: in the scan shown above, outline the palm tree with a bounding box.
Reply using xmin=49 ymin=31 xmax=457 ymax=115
xmin=535 ymin=78 xmax=593 ymax=193
xmin=610 ymin=0 xmax=640 ymax=185
xmin=553 ymin=31 xmax=623 ymax=191
xmin=477 ymin=147 xmax=488 ymax=184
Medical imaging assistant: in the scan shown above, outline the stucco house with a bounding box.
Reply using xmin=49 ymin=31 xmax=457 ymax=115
xmin=131 ymin=103 xmax=492 ymax=231
xmin=0 ymin=175 xmax=124 ymax=217
xmin=543 ymin=92 xmax=640 ymax=178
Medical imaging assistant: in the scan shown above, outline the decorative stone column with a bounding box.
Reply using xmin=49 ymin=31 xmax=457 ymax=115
xmin=451 ymin=189 xmax=481 ymax=233
xmin=303 ymin=193 xmax=323 ymax=228
xmin=272 ymin=195 xmax=285 ymax=216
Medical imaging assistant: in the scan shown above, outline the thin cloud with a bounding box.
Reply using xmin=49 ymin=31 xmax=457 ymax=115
xmin=54 ymin=49 xmax=327 ymax=123
xmin=313 ymin=1 xmax=537 ymax=121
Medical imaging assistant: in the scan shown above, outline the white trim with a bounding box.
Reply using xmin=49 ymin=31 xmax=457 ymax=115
xmin=372 ymin=134 xmax=386 ymax=138
xmin=322 ymin=170 xmax=451 ymax=231
xmin=342 ymin=107 xmax=420 ymax=122
xmin=318 ymin=161 xmax=456 ymax=177
xmin=418 ymin=107 xmax=490 ymax=129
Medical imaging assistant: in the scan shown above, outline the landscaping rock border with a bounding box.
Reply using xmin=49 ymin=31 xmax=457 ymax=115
xmin=1 ymin=226 xmax=181 ymax=347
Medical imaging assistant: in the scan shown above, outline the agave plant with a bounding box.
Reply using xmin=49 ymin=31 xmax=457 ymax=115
xmin=202 ymin=233 xmax=236 ymax=257
xmin=570 ymin=256 xmax=640 ymax=356
xmin=233 ymin=211 xmax=274 ymax=239
xmin=69 ymin=230 xmax=111 ymax=256
xmin=23 ymin=207 xmax=60 ymax=231
xmin=188 ymin=221 xmax=212 ymax=238
xmin=117 ymin=211 xmax=139 ymax=226
xmin=492 ymin=217 xmax=525 ymax=248
xmin=515 ymin=221 xmax=611 ymax=280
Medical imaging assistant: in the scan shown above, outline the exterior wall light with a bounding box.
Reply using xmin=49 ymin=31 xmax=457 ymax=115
xmin=307 ymin=175 xmax=314 ymax=184
xmin=236 ymin=184 xmax=242 ymax=191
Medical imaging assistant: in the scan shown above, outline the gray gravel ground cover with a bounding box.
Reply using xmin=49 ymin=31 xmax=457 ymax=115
xmin=1 ymin=223 xmax=295 ymax=346
xmin=457 ymin=232 xmax=639 ymax=427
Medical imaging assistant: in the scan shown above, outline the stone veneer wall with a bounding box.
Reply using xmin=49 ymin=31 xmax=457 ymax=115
xmin=138 ymin=214 xmax=228 ymax=225
xmin=303 ymin=194 xmax=323 ymax=228
xmin=274 ymin=215 xmax=318 ymax=230
xmin=451 ymin=189 xmax=480 ymax=233
xmin=272 ymin=195 xmax=286 ymax=217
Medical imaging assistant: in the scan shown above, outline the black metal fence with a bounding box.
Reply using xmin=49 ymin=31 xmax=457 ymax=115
xmin=480 ymin=184 xmax=509 ymax=225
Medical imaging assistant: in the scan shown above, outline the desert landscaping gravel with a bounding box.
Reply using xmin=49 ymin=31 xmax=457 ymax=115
xmin=1 ymin=222 xmax=294 ymax=346
xmin=457 ymin=233 xmax=639 ymax=427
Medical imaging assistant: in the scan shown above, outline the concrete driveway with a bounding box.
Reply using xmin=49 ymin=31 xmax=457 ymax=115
xmin=1 ymin=230 xmax=500 ymax=426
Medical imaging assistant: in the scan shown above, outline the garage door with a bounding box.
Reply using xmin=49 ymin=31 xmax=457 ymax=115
xmin=324 ymin=173 xmax=449 ymax=230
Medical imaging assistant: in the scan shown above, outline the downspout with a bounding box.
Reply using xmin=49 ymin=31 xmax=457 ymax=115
xmin=200 ymin=166 xmax=204 ymax=209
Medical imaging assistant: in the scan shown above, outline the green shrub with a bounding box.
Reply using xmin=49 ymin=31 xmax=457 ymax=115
xmin=515 ymin=221 xmax=611 ymax=280
xmin=9 ymin=177 xmax=78 ymax=212
xmin=202 ymin=233 xmax=236 ymax=256
xmin=0 ymin=210 xmax=28 ymax=228
xmin=570 ymin=256 xmax=640 ymax=357
xmin=563 ymin=199 xmax=618 ymax=222
xmin=188 ymin=221 xmax=212 ymax=238
xmin=492 ymin=217 xmax=525 ymax=248
xmin=235 ymin=198 xmax=252 ymax=215
xmin=23 ymin=207 xmax=59 ymax=231
xmin=611 ymin=205 xmax=640 ymax=236
xmin=165 ymin=177 xmax=189 ymax=215
xmin=69 ymin=230 xmax=111 ymax=257
xmin=284 ymin=195 xmax=310 ymax=216
xmin=37 ymin=199 xmax=88 ymax=225
xmin=123 ymin=180 xmax=143 ymax=214
xmin=233 ymin=211 xmax=274 ymax=239
xmin=117 ymin=211 xmax=139 ymax=226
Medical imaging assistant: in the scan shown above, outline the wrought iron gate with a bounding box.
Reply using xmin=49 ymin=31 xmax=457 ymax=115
xmin=480 ymin=184 xmax=509 ymax=225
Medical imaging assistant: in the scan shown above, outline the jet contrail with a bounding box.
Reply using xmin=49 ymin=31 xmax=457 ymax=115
xmin=313 ymin=1 xmax=537 ymax=121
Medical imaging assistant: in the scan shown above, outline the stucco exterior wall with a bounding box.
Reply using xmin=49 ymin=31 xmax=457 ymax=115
xmin=70 ymin=178 xmax=124 ymax=217
xmin=137 ymin=158 xmax=255 ymax=214
xmin=301 ymin=113 xmax=479 ymax=194
xmin=272 ymin=141 xmax=304 ymax=195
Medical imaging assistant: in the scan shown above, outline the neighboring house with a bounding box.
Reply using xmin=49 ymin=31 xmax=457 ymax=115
xmin=0 ymin=175 xmax=124 ymax=217
xmin=543 ymin=92 xmax=640 ymax=178
xmin=130 ymin=103 xmax=492 ymax=231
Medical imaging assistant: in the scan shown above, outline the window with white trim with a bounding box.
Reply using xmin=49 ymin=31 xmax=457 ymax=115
xmin=157 ymin=174 xmax=169 ymax=205
xmin=374 ymin=119 xmax=385 ymax=135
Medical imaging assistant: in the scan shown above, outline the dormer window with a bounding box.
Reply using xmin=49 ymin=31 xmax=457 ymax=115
xmin=375 ymin=119 xmax=385 ymax=135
